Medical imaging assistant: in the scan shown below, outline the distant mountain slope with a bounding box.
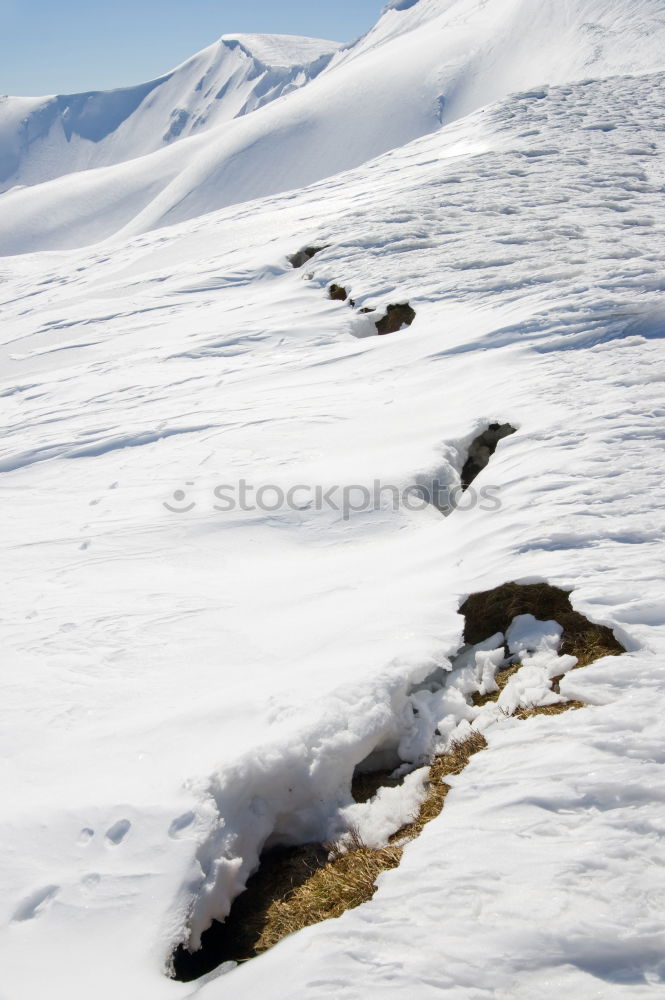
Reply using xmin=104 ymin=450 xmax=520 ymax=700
xmin=0 ymin=34 xmax=339 ymax=193
xmin=1 ymin=0 xmax=665 ymax=255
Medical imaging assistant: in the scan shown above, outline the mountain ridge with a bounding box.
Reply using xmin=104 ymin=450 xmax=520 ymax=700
xmin=0 ymin=33 xmax=340 ymax=194
xmin=1 ymin=0 xmax=665 ymax=256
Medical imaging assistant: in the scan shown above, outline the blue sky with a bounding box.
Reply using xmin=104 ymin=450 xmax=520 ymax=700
xmin=0 ymin=0 xmax=385 ymax=96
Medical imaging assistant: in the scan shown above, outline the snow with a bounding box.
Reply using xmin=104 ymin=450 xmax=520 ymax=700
xmin=505 ymin=615 xmax=563 ymax=657
xmin=216 ymin=34 xmax=340 ymax=68
xmin=3 ymin=0 xmax=665 ymax=255
xmin=2 ymin=0 xmax=665 ymax=997
xmin=0 ymin=33 xmax=340 ymax=194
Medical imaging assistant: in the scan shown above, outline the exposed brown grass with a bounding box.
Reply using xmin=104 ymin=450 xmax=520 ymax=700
xmin=174 ymin=583 xmax=626 ymax=981
xmin=515 ymin=700 xmax=585 ymax=720
xmin=255 ymin=830 xmax=403 ymax=954
xmin=463 ymin=581 xmax=626 ymax=721
xmin=172 ymin=731 xmax=490 ymax=979
xmin=394 ymin=731 xmax=488 ymax=842
xmin=254 ymin=731 xmax=488 ymax=953
xmin=247 ymin=697 xmax=584 ymax=957
xmin=171 ymin=843 xmax=330 ymax=979
xmin=472 ymin=663 xmax=521 ymax=707
xmin=460 ymin=582 xmax=625 ymax=667
xmin=472 ymin=664 xmax=586 ymax=718
xmin=174 ymin=695 xmax=588 ymax=980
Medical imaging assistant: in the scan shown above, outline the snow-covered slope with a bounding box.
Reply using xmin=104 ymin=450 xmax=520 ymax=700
xmin=2 ymin=0 xmax=665 ymax=255
xmin=0 ymin=33 xmax=339 ymax=193
xmin=2 ymin=52 xmax=665 ymax=999
xmin=3 ymin=1 xmax=665 ymax=998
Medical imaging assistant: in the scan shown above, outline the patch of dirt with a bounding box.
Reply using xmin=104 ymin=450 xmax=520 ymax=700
xmin=329 ymin=283 xmax=349 ymax=301
xmin=460 ymin=581 xmax=625 ymax=666
xmin=287 ymin=245 xmax=330 ymax=268
xmin=461 ymin=423 xmax=516 ymax=489
xmin=375 ymin=302 xmax=416 ymax=335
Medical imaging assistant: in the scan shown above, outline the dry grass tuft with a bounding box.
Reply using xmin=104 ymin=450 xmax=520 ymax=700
xmin=515 ymin=700 xmax=585 ymax=720
xmin=329 ymin=283 xmax=349 ymax=301
xmin=394 ymin=731 xmax=488 ymax=841
xmin=251 ymin=694 xmax=587 ymax=964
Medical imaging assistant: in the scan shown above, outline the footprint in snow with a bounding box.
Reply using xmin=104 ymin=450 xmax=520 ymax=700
xmin=105 ymin=819 xmax=131 ymax=845
xmin=13 ymin=885 xmax=60 ymax=922
xmin=78 ymin=827 xmax=95 ymax=845
xmin=168 ymin=812 xmax=195 ymax=839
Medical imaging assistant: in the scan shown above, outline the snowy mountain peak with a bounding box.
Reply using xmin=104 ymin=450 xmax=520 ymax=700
xmin=216 ymin=33 xmax=342 ymax=68
xmin=0 ymin=32 xmax=339 ymax=194
xmin=2 ymin=0 xmax=665 ymax=255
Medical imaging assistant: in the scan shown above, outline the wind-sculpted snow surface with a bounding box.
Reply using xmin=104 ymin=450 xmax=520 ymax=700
xmin=2 ymin=0 xmax=665 ymax=253
xmin=2 ymin=27 xmax=665 ymax=1000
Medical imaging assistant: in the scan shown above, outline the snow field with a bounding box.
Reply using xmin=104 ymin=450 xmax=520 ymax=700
xmin=1 ymin=28 xmax=665 ymax=1000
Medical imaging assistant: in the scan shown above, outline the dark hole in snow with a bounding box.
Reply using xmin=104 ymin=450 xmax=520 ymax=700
xmin=329 ymin=283 xmax=349 ymax=301
xmin=352 ymin=768 xmax=406 ymax=803
xmin=460 ymin=423 xmax=516 ymax=489
xmin=354 ymin=745 xmax=404 ymax=775
xmin=287 ymin=245 xmax=330 ymax=268
xmin=408 ymin=665 xmax=448 ymax=694
xmin=352 ymin=744 xmax=407 ymax=803
xmin=171 ymin=843 xmax=329 ymax=981
xmin=359 ymin=306 xmax=375 ymax=313
xmin=459 ymin=582 xmax=626 ymax=665
xmin=375 ymin=303 xmax=416 ymax=335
